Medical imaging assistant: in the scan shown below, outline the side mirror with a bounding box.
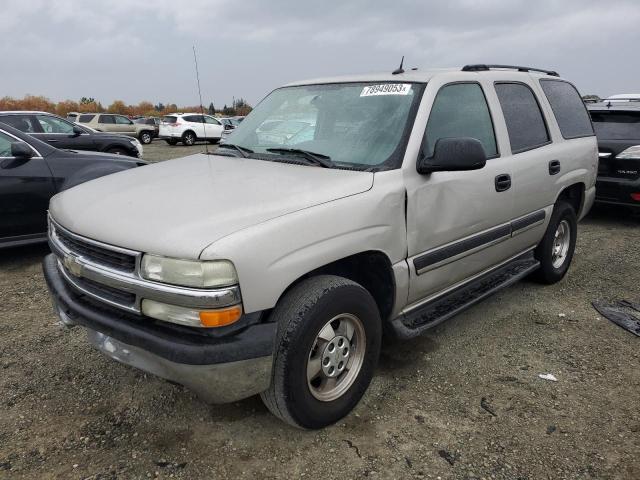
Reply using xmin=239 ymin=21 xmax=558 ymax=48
xmin=417 ymin=137 xmax=487 ymax=174
xmin=11 ymin=142 xmax=33 ymax=159
xmin=72 ymin=125 xmax=84 ymax=136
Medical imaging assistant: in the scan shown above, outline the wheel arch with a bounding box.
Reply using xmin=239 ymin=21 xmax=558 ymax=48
xmin=555 ymin=182 xmax=585 ymax=216
xmin=273 ymin=250 xmax=396 ymax=323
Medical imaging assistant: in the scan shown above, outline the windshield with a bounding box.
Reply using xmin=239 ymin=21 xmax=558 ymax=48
xmin=225 ymin=82 xmax=424 ymax=169
xmin=590 ymin=111 xmax=640 ymax=140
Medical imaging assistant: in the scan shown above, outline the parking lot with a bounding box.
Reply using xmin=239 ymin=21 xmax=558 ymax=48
xmin=0 ymin=142 xmax=637 ymax=479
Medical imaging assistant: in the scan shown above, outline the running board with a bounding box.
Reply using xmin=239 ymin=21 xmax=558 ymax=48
xmin=390 ymin=252 xmax=540 ymax=340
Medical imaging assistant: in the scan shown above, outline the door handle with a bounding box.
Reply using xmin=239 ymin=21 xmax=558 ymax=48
xmin=47 ymin=139 xmax=59 ymax=143
xmin=549 ymin=160 xmax=561 ymax=175
xmin=495 ymin=174 xmax=511 ymax=192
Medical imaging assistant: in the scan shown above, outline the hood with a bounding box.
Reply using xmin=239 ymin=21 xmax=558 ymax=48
xmin=50 ymin=154 xmax=373 ymax=258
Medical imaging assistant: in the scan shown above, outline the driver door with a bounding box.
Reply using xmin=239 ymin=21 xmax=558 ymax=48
xmin=35 ymin=114 xmax=95 ymax=151
xmin=404 ymin=80 xmax=516 ymax=304
xmin=204 ymin=115 xmax=223 ymax=139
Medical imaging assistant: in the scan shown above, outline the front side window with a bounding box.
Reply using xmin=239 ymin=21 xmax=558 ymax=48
xmin=204 ymin=116 xmax=220 ymax=125
xmin=424 ymin=83 xmax=497 ymax=158
xmin=589 ymin=111 xmax=640 ymax=140
xmin=36 ymin=115 xmax=75 ymax=134
xmin=0 ymin=131 xmax=14 ymax=156
xmin=540 ymin=80 xmax=594 ymax=139
xmin=99 ymin=115 xmax=115 ymax=124
xmin=115 ymin=115 xmax=132 ymax=125
xmin=495 ymin=82 xmax=549 ymax=153
xmin=227 ymin=82 xmax=424 ymax=169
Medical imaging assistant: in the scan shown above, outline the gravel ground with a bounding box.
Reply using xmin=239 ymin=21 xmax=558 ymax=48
xmin=1 ymin=143 xmax=639 ymax=479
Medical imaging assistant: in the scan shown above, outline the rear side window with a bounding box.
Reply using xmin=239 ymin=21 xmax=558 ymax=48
xmin=540 ymin=80 xmax=594 ymax=139
xmin=0 ymin=115 xmax=41 ymax=133
xmin=78 ymin=114 xmax=95 ymax=123
xmin=184 ymin=115 xmax=203 ymax=123
xmin=495 ymin=83 xmax=549 ymax=153
xmin=424 ymin=83 xmax=498 ymax=158
xmin=589 ymin=111 xmax=640 ymax=140
xmin=99 ymin=115 xmax=115 ymax=124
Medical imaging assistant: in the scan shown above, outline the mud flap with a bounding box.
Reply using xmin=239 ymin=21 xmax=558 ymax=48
xmin=592 ymin=300 xmax=640 ymax=337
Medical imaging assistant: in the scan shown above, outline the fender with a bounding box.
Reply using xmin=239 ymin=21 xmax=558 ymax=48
xmin=59 ymin=162 xmax=137 ymax=191
xmin=200 ymin=171 xmax=408 ymax=313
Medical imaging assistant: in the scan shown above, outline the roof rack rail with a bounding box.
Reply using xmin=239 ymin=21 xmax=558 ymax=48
xmin=462 ymin=64 xmax=560 ymax=77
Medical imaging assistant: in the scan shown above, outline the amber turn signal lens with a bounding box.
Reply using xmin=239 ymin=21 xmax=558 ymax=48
xmin=199 ymin=305 xmax=242 ymax=328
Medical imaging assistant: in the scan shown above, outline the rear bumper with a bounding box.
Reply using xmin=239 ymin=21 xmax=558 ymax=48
xmin=43 ymin=254 xmax=276 ymax=403
xmin=595 ymin=176 xmax=640 ymax=208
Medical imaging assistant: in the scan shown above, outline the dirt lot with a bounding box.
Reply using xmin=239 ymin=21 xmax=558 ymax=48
xmin=1 ymin=142 xmax=639 ymax=479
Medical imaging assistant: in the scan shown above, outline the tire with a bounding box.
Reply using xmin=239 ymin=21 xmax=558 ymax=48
xmin=532 ymin=201 xmax=577 ymax=284
xmin=260 ymin=275 xmax=381 ymax=429
xmin=165 ymin=139 xmax=178 ymax=146
xmin=182 ymin=131 xmax=196 ymax=146
xmin=139 ymin=131 xmax=153 ymax=144
xmin=106 ymin=147 xmax=129 ymax=156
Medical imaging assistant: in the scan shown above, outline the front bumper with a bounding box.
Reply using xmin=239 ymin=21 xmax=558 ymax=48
xmin=43 ymin=254 xmax=276 ymax=403
xmin=595 ymin=176 xmax=640 ymax=208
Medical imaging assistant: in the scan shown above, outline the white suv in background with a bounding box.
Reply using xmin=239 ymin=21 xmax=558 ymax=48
xmin=159 ymin=113 xmax=224 ymax=146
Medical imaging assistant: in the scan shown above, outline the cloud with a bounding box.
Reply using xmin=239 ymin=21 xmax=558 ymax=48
xmin=1 ymin=0 xmax=638 ymax=105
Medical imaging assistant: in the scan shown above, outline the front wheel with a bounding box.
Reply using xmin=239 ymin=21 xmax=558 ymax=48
xmin=260 ymin=275 xmax=381 ymax=429
xmin=532 ymin=201 xmax=577 ymax=284
xmin=106 ymin=147 xmax=129 ymax=156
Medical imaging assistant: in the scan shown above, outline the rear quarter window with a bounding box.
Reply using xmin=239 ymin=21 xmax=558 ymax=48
xmin=78 ymin=114 xmax=95 ymax=123
xmin=162 ymin=116 xmax=177 ymax=123
xmin=540 ymin=80 xmax=594 ymax=139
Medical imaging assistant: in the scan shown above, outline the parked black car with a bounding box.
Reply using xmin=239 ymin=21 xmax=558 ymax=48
xmin=0 ymin=122 xmax=145 ymax=248
xmin=0 ymin=112 xmax=142 ymax=158
xmin=588 ymin=100 xmax=640 ymax=208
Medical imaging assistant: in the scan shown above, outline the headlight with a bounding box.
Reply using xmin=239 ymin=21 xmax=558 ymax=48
xmin=616 ymin=145 xmax=640 ymax=159
xmin=141 ymin=255 xmax=238 ymax=288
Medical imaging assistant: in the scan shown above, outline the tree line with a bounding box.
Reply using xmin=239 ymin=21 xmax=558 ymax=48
xmin=0 ymin=95 xmax=253 ymax=118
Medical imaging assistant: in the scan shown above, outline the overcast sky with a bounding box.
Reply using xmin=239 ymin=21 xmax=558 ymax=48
xmin=2 ymin=0 xmax=639 ymax=107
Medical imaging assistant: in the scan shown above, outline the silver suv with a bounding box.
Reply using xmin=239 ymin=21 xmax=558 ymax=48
xmin=43 ymin=65 xmax=597 ymax=429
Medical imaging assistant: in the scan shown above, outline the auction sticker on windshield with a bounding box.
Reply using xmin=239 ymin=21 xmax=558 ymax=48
xmin=360 ymin=84 xmax=412 ymax=97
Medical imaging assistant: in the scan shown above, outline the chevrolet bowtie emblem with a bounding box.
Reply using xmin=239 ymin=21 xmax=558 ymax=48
xmin=63 ymin=254 xmax=83 ymax=277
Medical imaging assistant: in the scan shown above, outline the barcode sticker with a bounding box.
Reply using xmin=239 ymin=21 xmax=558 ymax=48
xmin=360 ymin=84 xmax=412 ymax=97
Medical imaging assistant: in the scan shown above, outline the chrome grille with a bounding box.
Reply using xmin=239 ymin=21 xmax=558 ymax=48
xmin=55 ymin=226 xmax=137 ymax=273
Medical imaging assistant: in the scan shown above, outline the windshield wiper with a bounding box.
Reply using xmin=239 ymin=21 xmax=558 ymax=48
xmin=266 ymin=148 xmax=334 ymax=168
xmin=216 ymin=143 xmax=254 ymax=158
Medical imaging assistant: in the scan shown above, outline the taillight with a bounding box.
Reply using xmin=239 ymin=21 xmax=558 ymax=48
xmin=616 ymin=146 xmax=640 ymax=159
xmin=631 ymin=193 xmax=640 ymax=202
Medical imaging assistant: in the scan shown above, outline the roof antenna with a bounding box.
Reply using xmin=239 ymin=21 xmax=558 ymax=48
xmin=192 ymin=45 xmax=209 ymax=155
xmin=392 ymin=56 xmax=405 ymax=75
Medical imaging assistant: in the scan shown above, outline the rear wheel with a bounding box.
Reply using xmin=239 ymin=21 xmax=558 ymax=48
xmin=532 ymin=201 xmax=577 ymax=284
xmin=260 ymin=275 xmax=381 ymax=429
xmin=182 ymin=131 xmax=196 ymax=146
xmin=139 ymin=131 xmax=153 ymax=144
